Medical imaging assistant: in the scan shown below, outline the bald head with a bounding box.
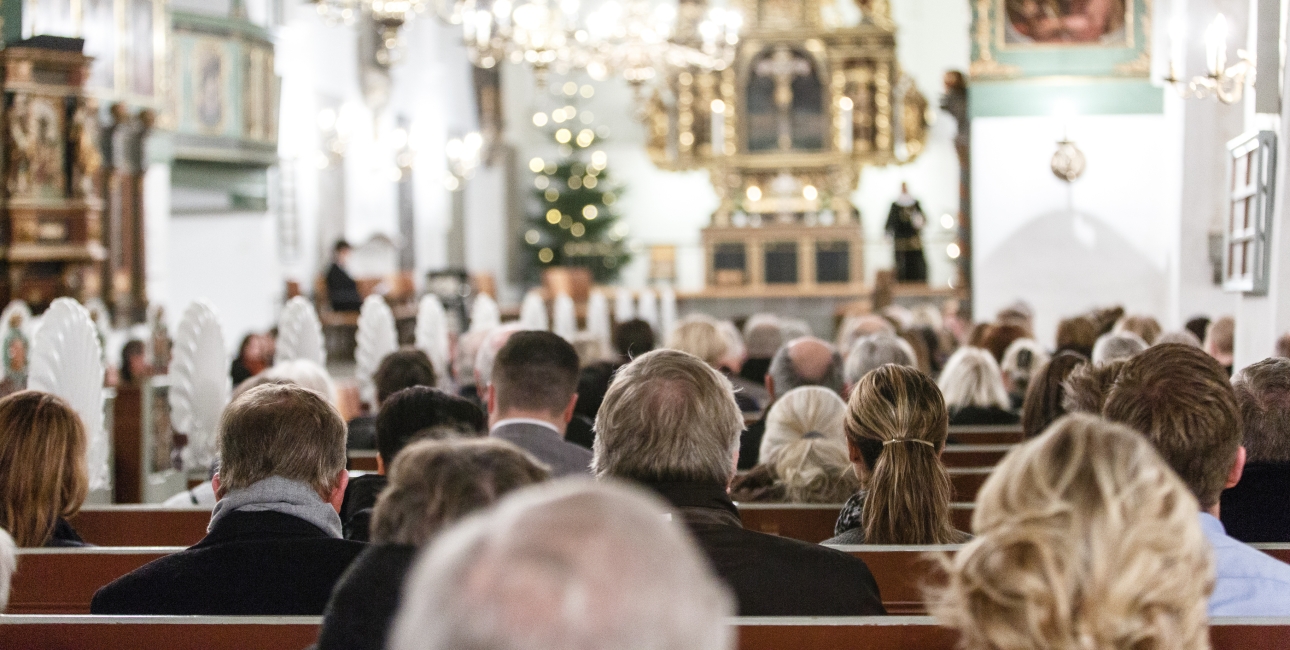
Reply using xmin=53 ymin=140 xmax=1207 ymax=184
xmin=767 ymin=337 xmax=845 ymax=400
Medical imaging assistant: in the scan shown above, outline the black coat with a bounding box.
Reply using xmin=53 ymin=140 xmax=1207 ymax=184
xmin=90 ymin=511 xmax=365 ymax=615
xmin=327 ymin=263 xmax=362 ymax=312
xmin=340 ymin=473 xmax=388 ymax=542
xmin=46 ymin=517 xmax=88 ymax=547
xmin=1222 ymin=462 xmax=1290 ymax=543
xmin=738 ymin=416 xmax=767 ymax=470
xmin=948 ymin=405 xmax=1019 ymax=427
xmin=317 ymin=544 xmax=417 ymax=650
xmin=645 ymin=481 xmax=886 ymax=616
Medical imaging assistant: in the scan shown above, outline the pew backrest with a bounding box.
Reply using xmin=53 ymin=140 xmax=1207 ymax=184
xmin=737 ymin=503 xmax=843 ymax=543
xmin=348 ymin=450 xmax=379 ymax=472
xmin=947 ymin=424 xmax=1024 ymax=444
xmin=949 ymin=467 xmax=991 ymax=502
xmin=68 ymin=507 xmax=210 ymax=547
xmin=827 ymin=545 xmax=961 ymax=615
xmin=0 ymin=615 xmax=320 ymax=650
xmin=940 ymin=444 xmax=1014 ymax=468
xmin=1253 ymin=544 xmax=1290 ymax=565
xmin=8 ymin=547 xmax=182 ymax=614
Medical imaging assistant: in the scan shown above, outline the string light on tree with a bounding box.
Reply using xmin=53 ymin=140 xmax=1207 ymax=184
xmin=523 ymin=80 xmax=631 ymax=281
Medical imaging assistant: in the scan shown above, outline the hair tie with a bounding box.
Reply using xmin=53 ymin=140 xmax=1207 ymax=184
xmin=802 ymin=431 xmax=825 ymax=440
xmin=882 ymin=438 xmax=935 ymax=448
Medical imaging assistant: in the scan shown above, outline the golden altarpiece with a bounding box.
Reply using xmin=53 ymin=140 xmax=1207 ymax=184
xmin=644 ymin=0 xmax=927 ymax=297
xmin=0 ymin=38 xmax=104 ymax=309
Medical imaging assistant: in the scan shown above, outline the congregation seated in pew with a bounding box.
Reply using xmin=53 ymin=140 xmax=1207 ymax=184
xmin=340 ymin=385 xmax=486 ymax=542
xmin=592 ymin=349 xmax=885 ymax=616
xmin=938 ymin=347 xmax=1019 ymax=427
xmin=346 ymin=348 xmax=439 ymax=451
xmin=826 ymin=364 xmax=970 ymax=546
xmin=0 ymin=392 xmax=90 ymax=547
xmin=319 ymin=437 xmax=548 ymax=650
xmin=738 ymin=334 xmax=846 ymax=470
xmin=90 ymin=383 xmax=365 ymax=615
xmin=1222 ymin=357 xmax=1290 ymax=543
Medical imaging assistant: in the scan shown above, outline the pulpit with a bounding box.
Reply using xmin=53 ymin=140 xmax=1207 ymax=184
xmin=0 ymin=37 xmax=105 ymax=310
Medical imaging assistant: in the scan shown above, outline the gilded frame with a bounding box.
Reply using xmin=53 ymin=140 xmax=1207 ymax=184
xmin=971 ymin=0 xmax=1152 ymax=79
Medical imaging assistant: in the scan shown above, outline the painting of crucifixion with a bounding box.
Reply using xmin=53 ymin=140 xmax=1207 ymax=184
xmin=746 ymin=46 xmax=826 ymax=152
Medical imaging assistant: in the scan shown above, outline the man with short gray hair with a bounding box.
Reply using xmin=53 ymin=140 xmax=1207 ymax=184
xmin=388 ymin=479 xmax=736 ymax=650
xmin=1222 ymin=357 xmax=1290 ymax=542
xmin=844 ymin=332 xmax=917 ymax=391
xmin=593 ymin=349 xmax=884 ymax=616
xmin=93 ymin=383 xmax=365 ymax=614
xmin=739 ymin=336 xmax=844 ymax=468
xmin=1091 ymin=331 xmax=1148 ymax=365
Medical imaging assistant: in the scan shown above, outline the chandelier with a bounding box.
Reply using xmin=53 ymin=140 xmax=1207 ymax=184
xmin=312 ymin=0 xmax=430 ymax=65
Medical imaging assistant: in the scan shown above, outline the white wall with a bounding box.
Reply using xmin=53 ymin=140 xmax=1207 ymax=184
xmin=972 ymin=114 xmax=1179 ymax=346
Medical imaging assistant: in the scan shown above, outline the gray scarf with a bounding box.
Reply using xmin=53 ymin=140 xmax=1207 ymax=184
xmin=208 ymin=476 xmax=343 ymax=538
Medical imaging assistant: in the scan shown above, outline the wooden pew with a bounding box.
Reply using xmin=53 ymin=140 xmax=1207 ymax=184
xmin=949 ymin=467 xmax=992 ymax=501
xmin=827 ymin=545 xmax=959 ymax=615
xmin=947 ymin=424 xmax=1024 ymax=444
xmin=348 ymin=450 xmax=380 ymax=472
xmin=940 ymin=444 xmax=1013 ymax=468
xmin=0 ymin=615 xmax=320 ymax=650
xmin=1253 ymin=544 xmax=1290 ymax=564
xmin=3 ymin=616 xmax=1284 ymax=650
xmin=737 ymin=503 xmax=977 ymax=545
xmin=8 ymin=548 xmax=182 ymax=614
xmin=736 ymin=617 xmax=1290 ymax=650
xmin=68 ymin=506 xmax=210 ymax=547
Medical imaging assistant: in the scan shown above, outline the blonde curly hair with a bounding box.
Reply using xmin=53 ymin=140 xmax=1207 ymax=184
xmin=759 ymin=386 xmax=858 ymax=503
xmin=931 ymin=413 xmax=1213 ymax=650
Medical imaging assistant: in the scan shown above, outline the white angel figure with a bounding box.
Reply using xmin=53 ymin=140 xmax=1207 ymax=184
xmin=519 ymin=291 xmax=549 ymax=331
xmin=169 ymin=301 xmax=231 ymax=472
xmin=660 ymin=287 xmax=678 ymax=340
xmin=356 ymin=295 xmax=399 ymax=406
xmin=552 ymin=293 xmax=577 ymax=341
xmin=637 ymin=289 xmax=660 ymax=333
xmin=585 ymin=290 xmax=611 ymax=352
xmin=469 ymin=294 xmax=501 ymax=332
xmin=28 ymin=299 xmax=107 ymax=491
xmin=415 ymin=295 xmax=451 ymax=387
xmin=276 ymin=296 xmax=326 ymax=366
xmin=614 ymin=288 xmax=636 ymax=323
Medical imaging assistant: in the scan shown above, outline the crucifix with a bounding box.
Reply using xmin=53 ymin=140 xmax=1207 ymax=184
xmin=754 ymin=46 xmax=812 ymax=150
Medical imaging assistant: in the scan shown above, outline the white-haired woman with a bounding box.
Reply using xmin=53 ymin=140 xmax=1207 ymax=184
xmin=932 ymin=414 xmax=1212 ymax=650
xmin=938 ymin=347 xmax=1018 ymax=426
xmin=730 ymin=386 xmax=858 ymax=503
xmin=999 ymin=338 xmax=1050 ymax=409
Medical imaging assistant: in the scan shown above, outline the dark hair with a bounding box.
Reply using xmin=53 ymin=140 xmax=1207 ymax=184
xmin=980 ymin=324 xmax=1028 ymax=364
xmin=1232 ymin=358 xmax=1290 ymax=463
xmin=613 ymin=319 xmax=656 ymax=359
xmin=575 ymin=360 xmax=617 ymax=420
xmin=1055 ymin=317 xmax=1098 ymax=359
xmin=1185 ymin=317 xmax=1211 ymax=346
xmin=493 ymin=331 xmax=580 ymax=416
xmin=333 ymin=240 xmax=351 ymax=254
xmin=374 ymin=348 xmax=438 ymax=405
xmin=120 ymin=340 xmax=146 ymax=384
xmin=1020 ymin=351 xmax=1086 ymax=438
xmin=376 ymin=386 xmax=486 ymax=467
xmin=1102 ymin=344 xmax=1241 ymax=509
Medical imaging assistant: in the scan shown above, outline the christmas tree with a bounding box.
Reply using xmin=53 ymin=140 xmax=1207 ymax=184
xmin=522 ymin=84 xmax=631 ymax=283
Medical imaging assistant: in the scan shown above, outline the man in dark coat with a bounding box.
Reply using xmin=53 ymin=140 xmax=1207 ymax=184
xmin=327 ymin=240 xmax=363 ymax=312
xmin=91 ymin=384 xmax=365 ymax=615
xmin=1222 ymin=358 xmax=1290 ymax=542
xmin=885 ymin=182 xmax=927 ymax=283
xmin=487 ymin=331 xmax=593 ymax=477
xmin=594 ymin=349 xmax=885 ymax=616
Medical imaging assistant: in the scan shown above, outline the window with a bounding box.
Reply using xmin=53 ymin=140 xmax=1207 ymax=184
xmin=1224 ymin=131 xmax=1277 ymax=295
xmin=815 ymin=241 xmax=850 ymax=283
xmin=764 ymin=242 xmax=799 ymax=284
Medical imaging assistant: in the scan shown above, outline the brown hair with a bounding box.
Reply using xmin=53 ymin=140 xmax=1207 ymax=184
xmin=1232 ymin=358 xmax=1290 ymax=463
xmin=1020 ymin=351 xmax=1086 ymax=438
xmin=1055 ymin=317 xmax=1098 ymax=358
xmin=1102 ymin=344 xmax=1241 ymax=508
xmin=371 ymin=438 xmax=549 ymax=546
xmin=217 ymin=383 xmax=348 ymax=499
xmin=0 ymin=392 xmax=88 ymax=546
xmin=1116 ymin=315 xmax=1162 ymax=345
xmin=845 ymin=365 xmax=958 ymax=544
xmin=979 ymin=324 xmax=1028 ymax=363
xmin=492 ymin=331 xmax=580 ymax=417
xmin=1060 ymin=358 xmax=1127 ymax=415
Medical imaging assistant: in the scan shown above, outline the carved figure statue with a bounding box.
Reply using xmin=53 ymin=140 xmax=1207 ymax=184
xmin=69 ymin=97 xmax=103 ymax=198
xmin=7 ymin=93 xmax=33 ymax=196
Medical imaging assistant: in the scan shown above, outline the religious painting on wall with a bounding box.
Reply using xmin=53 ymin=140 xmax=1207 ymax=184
xmin=192 ymin=38 xmax=228 ymax=134
xmin=972 ymin=0 xmax=1151 ymax=79
xmin=1003 ymin=0 xmax=1129 ymax=45
xmin=746 ymin=46 xmax=826 ymax=152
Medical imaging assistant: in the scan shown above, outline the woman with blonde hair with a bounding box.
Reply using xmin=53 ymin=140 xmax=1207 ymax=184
xmin=730 ymin=386 xmax=858 ymax=503
xmin=938 ymin=346 xmax=1018 ymax=426
xmin=667 ymin=315 xmax=760 ymax=412
xmin=0 ymin=391 xmax=89 ymax=546
xmin=825 ymin=364 xmax=968 ymax=545
xmin=933 ymin=414 xmax=1213 ymax=650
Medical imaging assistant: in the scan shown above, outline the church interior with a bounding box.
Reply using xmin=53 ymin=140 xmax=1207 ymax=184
xmin=1 ymin=0 xmax=1290 ymax=646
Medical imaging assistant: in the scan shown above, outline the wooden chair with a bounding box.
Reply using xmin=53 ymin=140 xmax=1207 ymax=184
xmin=67 ymin=507 xmax=209 ymax=547
xmin=8 ymin=548 xmax=182 ymax=614
xmin=0 ymin=615 xmax=320 ymax=650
